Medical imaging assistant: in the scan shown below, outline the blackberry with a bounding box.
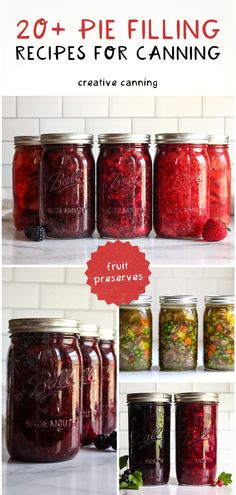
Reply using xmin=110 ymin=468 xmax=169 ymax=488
xmin=109 ymin=430 xmax=117 ymax=450
xmin=94 ymin=434 xmax=110 ymax=450
xmin=124 ymin=469 xmax=132 ymax=476
xmin=25 ymin=225 xmax=46 ymax=242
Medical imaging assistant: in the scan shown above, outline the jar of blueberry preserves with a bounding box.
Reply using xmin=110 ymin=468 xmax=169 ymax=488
xmin=99 ymin=328 xmax=117 ymax=434
xmin=208 ymin=135 xmax=231 ymax=225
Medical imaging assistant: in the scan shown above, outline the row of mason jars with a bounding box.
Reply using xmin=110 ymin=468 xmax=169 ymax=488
xmin=119 ymin=294 xmax=234 ymax=371
xmin=13 ymin=132 xmax=231 ymax=239
xmin=127 ymin=392 xmax=219 ymax=486
xmin=6 ymin=319 xmax=116 ymax=462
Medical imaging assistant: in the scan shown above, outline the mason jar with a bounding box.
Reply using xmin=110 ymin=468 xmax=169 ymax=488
xmin=99 ymin=328 xmax=117 ymax=435
xmin=208 ymin=135 xmax=231 ymax=225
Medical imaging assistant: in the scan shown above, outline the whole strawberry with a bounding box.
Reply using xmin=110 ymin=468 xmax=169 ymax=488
xmin=202 ymin=218 xmax=229 ymax=242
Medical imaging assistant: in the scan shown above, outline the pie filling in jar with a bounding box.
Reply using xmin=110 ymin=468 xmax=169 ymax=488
xmin=40 ymin=133 xmax=95 ymax=239
xmin=208 ymin=135 xmax=231 ymax=226
xmin=79 ymin=324 xmax=102 ymax=445
xmin=175 ymin=393 xmax=218 ymax=485
xmin=13 ymin=136 xmax=42 ymax=230
xmin=97 ymin=133 xmax=152 ymax=238
xmin=119 ymin=295 xmax=152 ymax=371
xmin=99 ymin=328 xmax=117 ymax=435
xmin=204 ymin=295 xmax=234 ymax=371
xmin=159 ymin=295 xmax=198 ymax=371
xmin=154 ymin=133 xmax=210 ymax=238
xmin=6 ymin=318 xmax=82 ymax=463
xmin=127 ymin=393 xmax=171 ymax=485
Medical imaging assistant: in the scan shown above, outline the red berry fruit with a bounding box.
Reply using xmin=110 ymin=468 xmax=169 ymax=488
xmin=217 ymin=479 xmax=224 ymax=487
xmin=211 ymin=481 xmax=217 ymax=486
xmin=202 ymin=218 xmax=229 ymax=242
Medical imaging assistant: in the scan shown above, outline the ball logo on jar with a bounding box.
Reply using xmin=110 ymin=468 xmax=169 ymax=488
xmin=133 ymin=426 xmax=165 ymax=449
xmin=83 ymin=366 xmax=97 ymax=384
xmin=107 ymin=171 xmax=136 ymax=194
xmin=182 ymin=425 xmax=216 ymax=448
xmin=49 ymin=170 xmax=83 ymax=193
xmin=29 ymin=368 xmax=75 ymax=402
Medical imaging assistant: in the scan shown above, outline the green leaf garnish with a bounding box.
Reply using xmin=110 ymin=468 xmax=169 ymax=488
xmin=119 ymin=455 xmax=129 ymax=470
xmin=218 ymin=472 xmax=232 ymax=486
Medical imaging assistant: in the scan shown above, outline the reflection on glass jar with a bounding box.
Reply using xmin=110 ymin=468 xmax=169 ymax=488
xmin=175 ymin=393 xmax=218 ymax=485
xmin=119 ymin=295 xmax=152 ymax=371
xmin=99 ymin=328 xmax=117 ymax=435
xmin=159 ymin=296 xmax=198 ymax=371
xmin=127 ymin=393 xmax=171 ymax=485
xmin=13 ymin=136 xmax=42 ymax=230
xmin=208 ymin=135 xmax=231 ymax=226
xmin=154 ymin=133 xmax=210 ymax=238
xmin=40 ymin=133 xmax=95 ymax=238
xmin=97 ymin=134 xmax=152 ymax=238
xmin=204 ymin=296 xmax=234 ymax=371
xmin=6 ymin=318 xmax=82 ymax=462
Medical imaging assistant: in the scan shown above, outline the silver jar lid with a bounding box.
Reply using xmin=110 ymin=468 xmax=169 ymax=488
xmin=120 ymin=294 xmax=152 ymax=307
xmin=79 ymin=323 xmax=99 ymax=337
xmin=174 ymin=392 xmax=219 ymax=404
xmin=9 ymin=318 xmax=79 ymax=333
xmin=205 ymin=295 xmax=234 ymax=305
xmin=14 ymin=136 xmax=41 ymax=146
xmin=160 ymin=295 xmax=197 ymax=305
xmin=98 ymin=133 xmax=151 ymax=144
xmin=155 ymin=133 xmax=208 ymax=144
xmin=127 ymin=393 xmax=172 ymax=404
xmin=99 ymin=328 xmax=115 ymax=340
xmin=41 ymin=133 xmax=93 ymax=145
xmin=208 ymin=134 xmax=229 ymax=145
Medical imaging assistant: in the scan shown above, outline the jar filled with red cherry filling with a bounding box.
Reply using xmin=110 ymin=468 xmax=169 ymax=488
xmin=6 ymin=318 xmax=82 ymax=462
xmin=99 ymin=328 xmax=117 ymax=434
xmin=13 ymin=136 xmax=42 ymax=230
xmin=175 ymin=392 xmax=219 ymax=485
xmin=79 ymin=324 xmax=102 ymax=445
xmin=40 ymin=133 xmax=95 ymax=238
xmin=154 ymin=133 xmax=210 ymax=238
xmin=208 ymin=135 xmax=231 ymax=226
xmin=97 ymin=134 xmax=152 ymax=238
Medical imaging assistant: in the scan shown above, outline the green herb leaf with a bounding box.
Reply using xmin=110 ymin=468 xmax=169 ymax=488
xmin=130 ymin=471 xmax=143 ymax=486
xmin=119 ymin=455 xmax=129 ymax=471
xmin=119 ymin=482 xmax=129 ymax=489
xmin=218 ymin=472 xmax=232 ymax=486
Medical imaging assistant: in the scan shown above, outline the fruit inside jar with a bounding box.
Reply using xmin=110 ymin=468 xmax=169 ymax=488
xmin=204 ymin=296 xmax=234 ymax=371
xmin=99 ymin=328 xmax=117 ymax=435
xmin=208 ymin=135 xmax=231 ymax=226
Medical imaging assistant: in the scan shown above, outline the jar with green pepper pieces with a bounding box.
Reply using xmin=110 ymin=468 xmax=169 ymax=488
xmin=204 ymin=296 xmax=234 ymax=371
xmin=119 ymin=295 xmax=152 ymax=371
xmin=159 ymin=296 xmax=198 ymax=371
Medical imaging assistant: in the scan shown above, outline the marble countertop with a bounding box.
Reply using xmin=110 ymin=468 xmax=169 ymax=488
xmin=2 ymin=215 xmax=234 ymax=266
xmin=121 ymin=478 xmax=234 ymax=494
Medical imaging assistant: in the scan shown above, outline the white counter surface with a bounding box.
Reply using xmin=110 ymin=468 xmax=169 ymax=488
xmin=121 ymin=477 xmax=233 ymax=495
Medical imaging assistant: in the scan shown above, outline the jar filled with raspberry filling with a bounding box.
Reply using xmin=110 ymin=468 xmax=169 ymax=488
xmin=97 ymin=134 xmax=152 ymax=238
xmin=40 ymin=133 xmax=95 ymax=238
xmin=6 ymin=318 xmax=82 ymax=462
xmin=99 ymin=328 xmax=117 ymax=435
xmin=13 ymin=136 xmax=42 ymax=230
xmin=79 ymin=324 xmax=102 ymax=445
xmin=154 ymin=133 xmax=210 ymax=238
xmin=175 ymin=393 xmax=218 ymax=485
xmin=208 ymin=135 xmax=231 ymax=225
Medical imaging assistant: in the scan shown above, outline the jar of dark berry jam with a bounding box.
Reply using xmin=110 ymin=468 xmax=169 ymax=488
xmin=159 ymin=295 xmax=198 ymax=371
xmin=204 ymin=295 xmax=234 ymax=371
xmin=40 ymin=133 xmax=95 ymax=238
xmin=6 ymin=318 xmax=82 ymax=462
xmin=175 ymin=392 xmax=219 ymax=485
xmin=154 ymin=133 xmax=210 ymax=238
xmin=99 ymin=328 xmax=117 ymax=434
xmin=97 ymin=134 xmax=152 ymax=238
xmin=127 ymin=393 xmax=171 ymax=485
xmin=208 ymin=135 xmax=231 ymax=226
xmin=120 ymin=295 xmax=152 ymax=371
xmin=13 ymin=136 xmax=42 ymax=230
xmin=79 ymin=324 xmax=102 ymax=445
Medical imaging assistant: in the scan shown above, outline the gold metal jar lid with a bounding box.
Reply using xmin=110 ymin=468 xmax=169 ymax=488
xmin=9 ymin=318 xmax=80 ymax=333
xmin=41 ymin=133 xmax=94 ymax=145
xmin=155 ymin=133 xmax=208 ymax=144
xmin=98 ymin=133 xmax=151 ymax=144
xmin=208 ymin=134 xmax=229 ymax=145
xmin=160 ymin=295 xmax=197 ymax=306
xmin=205 ymin=295 xmax=234 ymax=305
xmin=174 ymin=392 xmax=219 ymax=404
xmin=127 ymin=393 xmax=172 ymax=404
xmin=14 ymin=136 xmax=41 ymax=146
xmin=120 ymin=294 xmax=152 ymax=307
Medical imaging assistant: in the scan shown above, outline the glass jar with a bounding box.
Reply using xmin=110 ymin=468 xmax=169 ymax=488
xmin=13 ymin=136 xmax=42 ymax=230
xmin=99 ymin=328 xmax=117 ymax=435
xmin=127 ymin=393 xmax=171 ymax=485
xmin=204 ymin=295 xmax=234 ymax=371
xmin=40 ymin=133 xmax=95 ymax=238
xmin=6 ymin=318 xmax=82 ymax=463
xmin=159 ymin=296 xmax=198 ymax=371
xmin=79 ymin=324 xmax=102 ymax=445
xmin=208 ymin=135 xmax=231 ymax=225
xmin=97 ymin=133 xmax=152 ymax=238
xmin=175 ymin=393 xmax=218 ymax=485
xmin=154 ymin=133 xmax=210 ymax=238
xmin=119 ymin=295 xmax=152 ymax=371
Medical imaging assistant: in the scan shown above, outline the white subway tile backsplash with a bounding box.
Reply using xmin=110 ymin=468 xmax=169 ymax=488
xmin=2 ymin=166 xmax=12 ymax=188
xmin=225 ymin=118 xmax=234 ymax=140
xmin=64 ymin=310 xmax=115 ymax=328
xmin=2 ymin=97 xmax=16 ymax=117
xmin=40 ymin=284 xmax=90 ymax=310
xmin=203 ymin=96 xmax=234 ymax=117
xmin=65 ymin=268 xmax=87 ymax=284
xmin=39 ymin=118 xmax=85 ymax=134
xmin=179 ymin=117 xmax=224 ymax=134
xmin=2 ymin=268 xmax=13 ymax=282
xmin=17 ymin=96 xmax=62 ymax=118
xmin=120 ymin=383 xmax=156 ymax=394
xmin=110 ymin=97 xmax=155 ymax=117
xmin=2 ymin=309 xmax=13 ymax=333
xmin=3 ymin=283 xmax=39 ymax=308
xmin=63 ymin=96 xmax=109 ymax=117
xmin=13 ymin=267 xmax=65 ymax=283
xmin=156 ymin=96 xmax=202 ymax=117
xmin=2 ymin=119 xmax=39 ymax=141
xmin=90 ymin=293 xmax=116 ymax=311
xmin=2 ymin=142 xmax=14 ymax=164
xmin=132 ymin=117 xmax=178 ymax=134
xmin=193 ymin=383 xmax=230 ymax=393
xmin=13 ymin=309 xmax=65 ymax=319
xmin=85 ymin=118 xmax=131 ymax=134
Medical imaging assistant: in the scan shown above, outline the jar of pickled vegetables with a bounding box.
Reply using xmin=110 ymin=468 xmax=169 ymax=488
xmin=97 ymin=134 xmax=152 ymax=238
xmin=127 ymin=393 xmax=171 ymax=485
xmin=40 ymin=133 xmax=95 ymax=238
xmin=208 ymin=135 xmax=231 ymax=225
xmin=159 ymin=296 xmax=198 ymax=371
xmin=204 ymin=295 xmax=234 ymax=371
xmin=175 ymin=392 xmax=219 ymax=485
xmin=154 ymin=133 xmax=210 ymax=238
xmin=13 ymin=136 xmax=42 ymax=230
xmin=119 ymin=296 xmax=152 ymax=371
xmin=99 ymin=328 xmax=117 ymax=435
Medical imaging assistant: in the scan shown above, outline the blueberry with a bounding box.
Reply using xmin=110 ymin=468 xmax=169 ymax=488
xmin=94 ymin=434 xmax=110 ymax=450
